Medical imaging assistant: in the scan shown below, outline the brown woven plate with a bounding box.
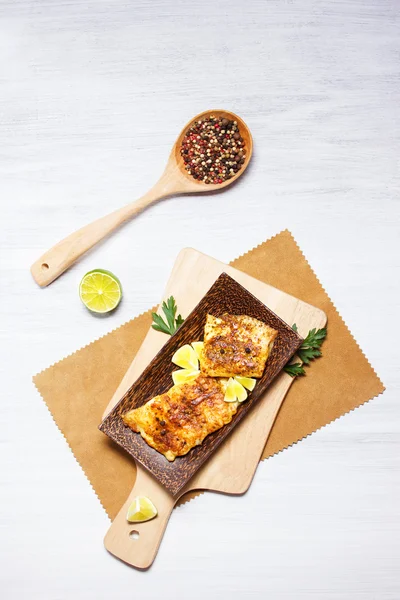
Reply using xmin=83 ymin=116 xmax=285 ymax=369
xmin=99 ymin=273 xmax=303 ymax=495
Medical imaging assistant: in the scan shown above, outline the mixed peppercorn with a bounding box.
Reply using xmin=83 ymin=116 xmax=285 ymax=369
xmin=180 ymin=115 xmax=246 ymax=184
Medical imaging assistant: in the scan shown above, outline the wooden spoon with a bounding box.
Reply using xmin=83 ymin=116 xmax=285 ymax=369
xmin=31 ymin=109 xmax=253 ymax=287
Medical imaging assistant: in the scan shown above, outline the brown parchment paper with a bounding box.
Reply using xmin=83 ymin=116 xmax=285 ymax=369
xmin=33 ymin=231 xmax=384 ymax=519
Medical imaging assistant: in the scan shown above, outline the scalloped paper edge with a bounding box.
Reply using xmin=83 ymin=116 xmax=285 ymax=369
xmin=32 ymin=229 xmax=385 ymax=516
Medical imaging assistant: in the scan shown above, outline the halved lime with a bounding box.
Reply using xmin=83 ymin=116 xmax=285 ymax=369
xmin=79 ymin=269 xmax=122 ymax=314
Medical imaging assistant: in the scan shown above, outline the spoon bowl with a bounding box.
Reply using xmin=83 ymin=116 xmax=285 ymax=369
xmin=171 ymin=109 xmax=253 ymax=191
xmin=31 ymin=109 xmax=253 ymax=287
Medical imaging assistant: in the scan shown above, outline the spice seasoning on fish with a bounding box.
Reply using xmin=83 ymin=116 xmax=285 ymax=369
xmin=180 ymin=115 xmax=246 ymax=184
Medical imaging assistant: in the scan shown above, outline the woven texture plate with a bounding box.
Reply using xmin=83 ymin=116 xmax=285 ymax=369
xmin=99 ymin=273 xmax=303 ymax=495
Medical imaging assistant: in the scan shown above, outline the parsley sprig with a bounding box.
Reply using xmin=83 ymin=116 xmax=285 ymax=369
xmin=284 ymin=323 xmax=327 ymax=377
xmin=151 ymin=296 xmax=184 ymax=336
xmin=284 ymin=362 xmax=306 ymax=377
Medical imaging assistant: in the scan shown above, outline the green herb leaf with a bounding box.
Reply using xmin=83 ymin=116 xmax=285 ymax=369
xmin=176 ymin=314 xmax=184 ymax=327
xmin=301 ymin=327 xmax=327 ymax=349
xmin=285 ymin=323 xmax=327 ymax=377
xmin=151 ymin=312 xmax=172 ymax=335
xmin=297 ymin=346 xmax=322 ymax=365
xmin=284 ymin=363 xmax=306 ymax=377
xmin=163 ymin=297 xmax=176 ymax=331
xmin=151 ymin=296 xmax=185 ymax=336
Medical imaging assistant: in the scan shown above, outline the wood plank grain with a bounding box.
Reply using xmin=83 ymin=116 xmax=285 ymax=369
xmin=1 ymin=0 xmax=399 ymax=596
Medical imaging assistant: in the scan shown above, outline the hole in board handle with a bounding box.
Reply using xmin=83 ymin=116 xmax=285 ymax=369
xmin=129 ymin=530 xmax=140 ymax=541
xmin=41 ymin=263 xmax=49 ymax=271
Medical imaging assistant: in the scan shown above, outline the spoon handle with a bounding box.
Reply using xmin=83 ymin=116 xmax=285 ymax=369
xmin=30 ymin=170 xmax=179 ymax=287
xmin=30 ymin=194 xmax=157 ymax=286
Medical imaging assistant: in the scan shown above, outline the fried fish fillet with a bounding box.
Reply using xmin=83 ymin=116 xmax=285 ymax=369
xmin=201 ymin=313 xmax=278 ymax=378
xmin=122 ymin=375 xmax=236 ymax=461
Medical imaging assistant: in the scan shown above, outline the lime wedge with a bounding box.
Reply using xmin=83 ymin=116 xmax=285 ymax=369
xmin=126 ymin=496 xmax=158 ymax=523
xmin=79 ymin=269 xmax=122 ymax=314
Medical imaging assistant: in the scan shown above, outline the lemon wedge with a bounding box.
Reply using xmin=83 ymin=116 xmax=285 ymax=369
xmin=224 ymin=378 xmax=249 ymax=403
xmin=126 ymin=496 xmax=158 ymax=523
xmin=224 ymin=378 xmax=238 ymax=403
xmin=171 ymin=344 xmax=199 ymax=370
xmin=232 ymin=378 xmax=248 ymax=402
xmin=172 ymin=368 xmax=200 ymax=385
xmin=191 ymin=341 xmax=204 ymax=362
xmin=234 ymin=376 xmax=256 ymax=391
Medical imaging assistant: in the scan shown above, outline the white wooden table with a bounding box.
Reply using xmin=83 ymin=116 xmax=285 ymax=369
xmin=1 ymin=0 xmax=399 ymax=598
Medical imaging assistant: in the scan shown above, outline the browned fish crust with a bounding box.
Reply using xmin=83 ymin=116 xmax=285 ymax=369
xmin=201 ymin=313 xmax=278 ymax=378
xmin=122 ymin=375 xmax=237 ymax=461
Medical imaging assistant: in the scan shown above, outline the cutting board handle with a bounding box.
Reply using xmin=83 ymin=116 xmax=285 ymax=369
xmin=104 ymin=466 xmax=177 ymax=569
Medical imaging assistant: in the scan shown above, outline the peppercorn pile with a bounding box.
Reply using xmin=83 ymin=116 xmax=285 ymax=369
xmin=180 ymin=115 xmax=246 ymax=184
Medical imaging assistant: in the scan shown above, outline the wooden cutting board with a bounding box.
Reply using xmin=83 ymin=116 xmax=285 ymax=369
xmin=102 ymin=249 xmax=327 ymax=569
